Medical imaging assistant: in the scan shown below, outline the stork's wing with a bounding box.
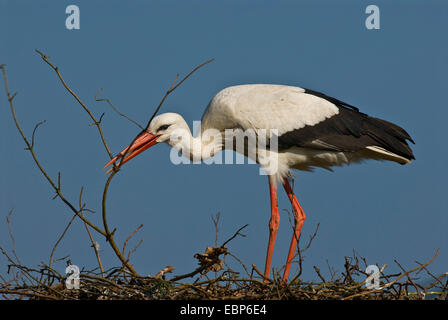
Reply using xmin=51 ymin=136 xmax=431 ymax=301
xmin=202 ymin=84 xmax=339 ymax=134
xmin=203 ymin=84 xmax=414 ymax=161
xmin=278 ymin=104 xmax=415 ymax=161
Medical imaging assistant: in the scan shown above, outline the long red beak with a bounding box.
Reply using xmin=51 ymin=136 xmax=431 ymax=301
xmin=104 ymin=131 xmax=160 ymax=173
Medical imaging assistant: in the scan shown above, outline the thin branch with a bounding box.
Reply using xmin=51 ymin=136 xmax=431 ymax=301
xmin=170 ymin=224 xmax=247 ymax=282
xmin=126 ymin=239 xmax=144 ymax=262
xmin=48 ymin=213 xmax=77 ymax=268
xmin=221 ymin=224 xmax=248 ymax=248
xmin=35 ymin=49 xmax=113 ymax=159
xmin=78 ymin=186 xmax=105 ymax=278
xmin=102 ymin=170 xmax=139 ymax=276
xmin=144 ymin=58 xmax=215 ymax=129
xmin=343 ymin=248 xmax=441 ymax=300
xmin=122 ymin=224 xmax=144 ymax=257
xmin=211 ymin=212 xmax=221 ymax=247
xmin=6 ymin=209 xmax=21 ymax=265
xmin=94 ymin=88 xmax=144 ymax=130
xmin=0 ymin=64 xmax=106 ymax=237
xmin=29 ymin=120 xmax=46 ymax=149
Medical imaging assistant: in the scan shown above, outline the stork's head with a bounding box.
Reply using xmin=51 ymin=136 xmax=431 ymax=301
xmin=104 ymin=112 xmax=189 ymax=171
xmin=147 ymin=112 xmax=189 ymax=144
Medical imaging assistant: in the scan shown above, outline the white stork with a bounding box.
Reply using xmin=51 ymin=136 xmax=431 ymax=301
xmin=104 ymin=84 xmax=415 ymax=282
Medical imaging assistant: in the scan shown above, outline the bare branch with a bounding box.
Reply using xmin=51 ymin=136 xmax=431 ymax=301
xmin=35 ymin=49 xmax=113 ymax=159
xmin=0 ymin=64 xmax=105 ymax=237
xmin=144 ymin=58 xmax=215 ymax=129
xmin=48 ymin=213 xmax=77 ymax=267
xmin=29 ymin=120 xmax=46 ymax=149
xmin=94 ymin=88 xmax=144 ymax=130
xmin=221 ymin=224 xmax=248 ymax=248
xmin=6 ymin=209 xmax=20 ymax=265
xmin=78 ymin=186 xmax=105 ymax=278
xmin=122 ymin=224 xmax=144 ymax=258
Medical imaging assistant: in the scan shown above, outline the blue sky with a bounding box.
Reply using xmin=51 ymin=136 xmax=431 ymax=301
xmin=1 ymin=0 xmax=447 ymax=283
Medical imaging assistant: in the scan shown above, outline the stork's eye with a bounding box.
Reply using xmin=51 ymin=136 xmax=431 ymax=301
xmin=158 ymin=124 xmax=171 ymax=132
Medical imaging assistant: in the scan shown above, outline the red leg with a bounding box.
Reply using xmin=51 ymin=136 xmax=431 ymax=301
xmin=282 ymin=178 xmax=306 ymax=282
xmin=263 ymin=176 xmax=280 ymax=281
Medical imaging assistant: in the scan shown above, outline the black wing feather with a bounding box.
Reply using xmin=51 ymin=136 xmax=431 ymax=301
xmin=278 ymin=89 xmax=415 ymax=161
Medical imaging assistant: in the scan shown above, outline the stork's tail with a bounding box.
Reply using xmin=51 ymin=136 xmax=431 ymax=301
xmin=363 ymin=116 xmax=415 ymax=164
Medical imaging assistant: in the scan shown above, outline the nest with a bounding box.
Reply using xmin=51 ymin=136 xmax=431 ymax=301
xmin=1 ymin=244 xmax=446 ymax=300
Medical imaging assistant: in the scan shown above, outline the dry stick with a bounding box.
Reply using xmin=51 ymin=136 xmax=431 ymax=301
xmin=211 ymin=212 xmax=221 ymax=247
xmin=79 ymin=186 xmax=105 ymax=278
xmin=127 ymin=239 xmax=144 ymax=262
xmin=29 ymin=120 xmax=46 ymax=149
xmin=6 ymin=209 xmax=21 ymax=265
xmin=48 ymin=213 xmax=77 ymax=268
xmin=0 ymin=255 xmax=70 ymax=299
xmin=313 ymin=266 xmax=326 ymax=283
xmin=0 ymin=289 xmax=59 ymax=300
xmin=102 ymin=171 xmax=139 ymax=276
xmin=416 ymin=261 xmax=448 ymax=290
xmin=251 ymin=264 xmax=271 ymax=282
xmin=0 ymin=245 xmax=32 ymax=286
xmin=35 ymin=49 xmax=113 ymax=159
xmin=342 ymin=248 xmax=440 ymax=300
xmin=94 ymin=89 xmax=145 ymax=130
xmin=221 ymin=224 xmax=248 ymax=248
xmin=394 ymin=259 xmax=425 ymax=297
xmin=33 ymin=51 xmax=139 ymax=276
xmin=0 ymin=65 xmax=106 ymax=237
xmin=144 ymin=58 xmax=215 ymax=130
xmin=170 ymin=224 xmax=248 ymax=282
xmin=228 ymin=252 xmax=250 ymax=278
xmin=122 ymin=224 xmax=144 ymax=257
xmin=123 ymin=225 xmax=144 ymax=282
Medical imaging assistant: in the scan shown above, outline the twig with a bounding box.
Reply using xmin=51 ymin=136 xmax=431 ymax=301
xmin=6 ymin=209 xmax=21 ymax=264
xmin=78 ymin=186 xmax=105 ymax=278
xmin=221 ymin=224 xmax=248 ymax=248
xmin=29 ymin=120 xmax=46 ymax=149
xmin=394 ymin=259 xmax=425 ymax=297
xmin=313 ymin=266 xmax=326 ymax=283
xmin=31 ymin=52 xmax=140 ymax=276
xmin=35 ymin=49 xmax=113 ymax=159
xmin=48 ymin=213 xmax=77 ymax=268
xmin=0 ymin=64 xmax=105 ymax=236
xmin=122 ymin=224 xmax=144 ymax=257
xmin=251 ymin=264 xmax=271 ymax=282
xmin=170 ymin=224 xmax=247 ymax=282
xmin=94 ymin=88 xmax=144 ymax=130
xmin=144 ymin=58 xmax=215 ymax=129
xmin=101 ymin=170 xmax=139 ymax=276
xmin=343 ymin=248 xmax=440 ymax=300
xmin=211 ymin=212 xmax=221 ymax=247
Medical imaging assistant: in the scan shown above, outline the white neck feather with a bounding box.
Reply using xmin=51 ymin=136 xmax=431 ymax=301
xmin=168 ymin=125 xmax=224 ymax=162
